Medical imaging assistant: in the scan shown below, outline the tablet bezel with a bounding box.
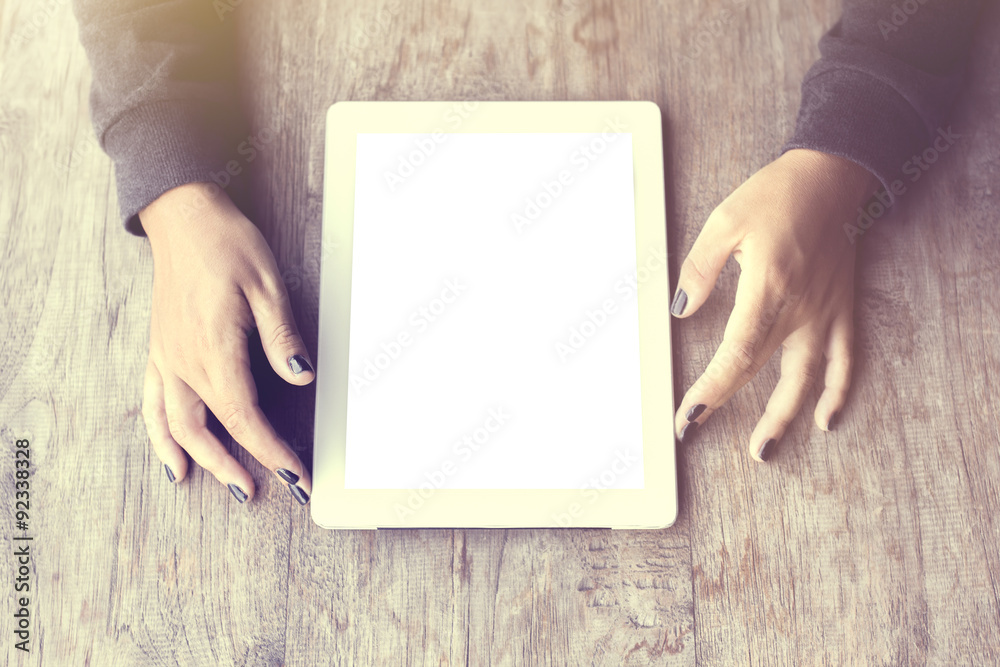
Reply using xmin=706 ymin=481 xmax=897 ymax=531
xmin=312 ymin=100 xmax=676 ymax=529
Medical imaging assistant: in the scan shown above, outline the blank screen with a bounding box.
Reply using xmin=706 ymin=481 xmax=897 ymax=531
xmin=344 ymin=132 xmax=644 ymax=489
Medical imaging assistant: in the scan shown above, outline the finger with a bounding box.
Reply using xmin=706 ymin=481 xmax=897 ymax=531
xmin=670 ymin=207 xmax=739 ymax=318
xmin=674 ymin=274 xmax=787 ymax=441
xmin=245 ymin=272 xmax=315 ymax=386
xmin=142 ymin=358 xmax=189 ymax=484
xmin=815 ymin=308 xmax=853 ymax=432
xmin=162 ymin=372 xmax=256 ymax=504
xmin=746 ymin=327 xmax=825 ymax=462
xmin=202 ymin=343 xmax=312 ymax=505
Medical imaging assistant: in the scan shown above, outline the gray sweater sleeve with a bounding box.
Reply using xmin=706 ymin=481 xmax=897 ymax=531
xmin=71 ymin=0 xmax=243 ymax=237
xmin=75 ymin=0 xmax=984 ymax=236
xmin=783 ymin=0 xmax=985 ymax=192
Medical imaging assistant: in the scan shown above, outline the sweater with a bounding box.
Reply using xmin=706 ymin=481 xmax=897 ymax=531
xmin=70 ymin=0 xmax=986 ymax=237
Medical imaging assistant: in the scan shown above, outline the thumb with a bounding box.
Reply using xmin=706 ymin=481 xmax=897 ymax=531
xmin=249 ymin=280 xmax=315 ymax=385
xmin=670 ymin=210 xmax=737 ymax=318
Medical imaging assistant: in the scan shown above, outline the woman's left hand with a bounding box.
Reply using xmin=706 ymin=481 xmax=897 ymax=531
xmin=671 ymin=148 xmax=878 ymax=461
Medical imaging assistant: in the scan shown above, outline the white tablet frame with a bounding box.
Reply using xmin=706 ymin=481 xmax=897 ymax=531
xmin=311 ymin=101 xmax=675 ymax=529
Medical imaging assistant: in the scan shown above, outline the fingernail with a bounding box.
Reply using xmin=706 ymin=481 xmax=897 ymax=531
xmin=164 ymin=464 xmax=176 ymax=483
xmin=827 ymin=412 xmax=838 ymax=431
xmin=680 ymin=420 xmax=699 ymax=444
xmin=276 ymin=468 xmax=299 ymax=484
xmin=228 ymin=483 xmax=248 ymax=504
xmin=670 ymin=288 xmax=688 ymax=317
xmin=287 ymin=484 xmax=310 ymax=505
xmin=757 ymin=438 xmax=775 ymax=462
xmin=685 ymin=403 xmax=706 ymax=421
xmin=288 ymin=354 xmax=314 ymax=375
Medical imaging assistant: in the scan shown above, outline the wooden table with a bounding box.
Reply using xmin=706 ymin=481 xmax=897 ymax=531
xmin=2 ymin=0 xmax=999 ymax=664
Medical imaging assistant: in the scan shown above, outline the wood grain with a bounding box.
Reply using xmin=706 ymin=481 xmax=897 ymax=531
xmin=1 ymin=0 xmax=998 ymax=664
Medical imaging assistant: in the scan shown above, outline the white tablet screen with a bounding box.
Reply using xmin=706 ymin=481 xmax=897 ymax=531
xmin=344 ymin=132 xmax=644 ymax=489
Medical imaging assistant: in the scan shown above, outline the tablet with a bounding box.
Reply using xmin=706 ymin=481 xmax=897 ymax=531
xmin=312 ymin=101 xmax=675 ymax=529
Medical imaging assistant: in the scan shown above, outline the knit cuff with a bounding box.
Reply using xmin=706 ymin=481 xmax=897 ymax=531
xmin=102 ymin=98 xmax=241 ymax=237
xmin=781 ymin=67 xmax=938 ymax=194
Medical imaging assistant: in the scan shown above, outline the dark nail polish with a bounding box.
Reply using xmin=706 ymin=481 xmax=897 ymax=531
xmin=827 ymin=412 xmax=838 ymax=431
xmin=287 ymin=484 xmax=310 ymax=505
xmin=670 ymin=288 xmax=688 ymax=317
xmin=228 ymin=483 xmax=248 ymax=504
xmin=685 ymin=403 xmax=706 ymax=421
xmin=288 ymin=354 xmax=313 ymax=375
xmin=276 ymin=468 xmax=299 ymax=485
xmin=164 ymin=464 xmax=176 ymax=483
xmin=757 ymin=438 xmax=775 ymax=462
xmin=680 ymin=420 xmax=699 ymax=444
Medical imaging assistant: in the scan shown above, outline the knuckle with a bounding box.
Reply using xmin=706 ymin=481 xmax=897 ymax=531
xmin=195 ymin=329 xmax=212 ymax=353
xmin=166 ymin=416 xmax=189 ymax=444
xmin=830 ymin=346 xmax=854 ymax=374
xmin=259 ymin=271 xmax=289 ymax=302
xmin=728 ymin=339 xmax=759 ymax=375
xmin=691 ymin=366 xmax=726 ymax=398
xmin=695 ymin=339 xmax=767 ymax=398
xmin=823 ymin=350 xmax=853 ymax=388
xmin=202 ymin=449 xmax=230 ymax=477
xmin=758 ymin=298 xmax=790 ymax=331
xmin=253 ymin=447 xmax=283 ymax=472
xmin=219 ymin=400 xmax=251 ymax=438
xmin=794 ymin=362 xmax=821 ymax=388
xmin=190 ymin=447 xmax=226 ymax=478
xmin=839 ymin=355 xmax=854 ymax=382
xmin=736 ymin=365 xmax=758 ymax=386
xmin=269 ymin=322 xmax=299 ymax=351
xmin=826 ymin=387 xmax=849 ymax=407
xmin=694 ymin=376 xmax=724 ymax=400
xmin=764 ymin=264 xmax=795 ymax=297
xmin=826 ymin=362 xmax=853 ymax=391
xmin=142 ymin=407 xmax=164 ymax=440
xmin=682 ymin=250 xmax=712 ymax=285
xmin=708 ymin=203 xmax=737 ymax=231
xmin=141 ymin=400 xmax=158 ymax=425
xmin=764 ymin=409 xmax=794 ymax=432
xmin=240 ymin=267 xmax=278 ymax=305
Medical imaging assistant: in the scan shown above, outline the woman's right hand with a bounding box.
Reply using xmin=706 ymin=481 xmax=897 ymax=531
xmin=139 ymin=182 xmax=314 ymax=505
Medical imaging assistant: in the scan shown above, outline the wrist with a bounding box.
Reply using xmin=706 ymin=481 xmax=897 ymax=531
xmin=140 ymin=182 xmax=233 ymax=241
xmin=782 ymin=148 xmax=879 ymax=206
